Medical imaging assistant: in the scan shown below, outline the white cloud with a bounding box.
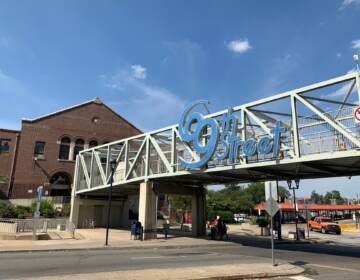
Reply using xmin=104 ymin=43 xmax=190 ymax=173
xmin=101 ymin=67 xmax=185 ymax=131
xmin=341 ymin=0 xmax=360 ymax=8
xmin=131 ymin=64 xmax=147 ymax=79
xmin=227 ymin=39 xmax=252 ymax=54
xmin=351 ymin=39 xmax=360 ymax=49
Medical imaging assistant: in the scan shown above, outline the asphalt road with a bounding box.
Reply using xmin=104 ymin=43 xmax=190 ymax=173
xmin=0 ymin=235 xmax=359 ymax=280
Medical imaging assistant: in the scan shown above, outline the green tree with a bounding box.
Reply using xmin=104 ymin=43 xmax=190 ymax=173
xmin=324 ymin=190 xmax=345 ymax=205
xmin=168 ymin=195 xmax=192 ymax=212
xmin=310 ymin=190 xmax=323 ymax=204
xmin=0 ymin=202 xmax=16 ymax=218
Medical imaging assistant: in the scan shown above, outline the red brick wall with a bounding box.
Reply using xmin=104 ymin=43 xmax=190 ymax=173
xmin=0 ymin=129 xmax=20 ymax=198
xmin=10 ymin=101 xmax=141 ymax=198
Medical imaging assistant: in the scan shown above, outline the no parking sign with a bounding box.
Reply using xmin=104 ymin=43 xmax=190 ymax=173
xmin=354 ymin=107 xmax=360 ymax=123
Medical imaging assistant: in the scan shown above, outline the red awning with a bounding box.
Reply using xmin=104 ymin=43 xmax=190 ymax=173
xmin=255 ymin=202 xmax=360 ymax=211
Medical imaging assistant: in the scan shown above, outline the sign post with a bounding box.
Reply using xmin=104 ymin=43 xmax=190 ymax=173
xmin=264 ymin=182 xmax=280 ymax=267
xmin=32 ymin=185 xmax=43 ymax=241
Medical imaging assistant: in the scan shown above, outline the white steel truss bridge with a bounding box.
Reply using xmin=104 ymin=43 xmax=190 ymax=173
xmin=74 ymin=72 xmax=360 ymax=196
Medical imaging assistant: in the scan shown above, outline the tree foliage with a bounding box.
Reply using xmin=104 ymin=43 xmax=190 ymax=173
xmin=31 ymin=200 xmax=56 ymax=218
xmin=311 ymin=190 xmax=345 ymax=205
xmin=206 ymin=182 xmax=290 ymax=222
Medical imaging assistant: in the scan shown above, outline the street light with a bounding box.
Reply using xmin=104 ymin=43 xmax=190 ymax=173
xmin=287 ymin=179 xmax=300 ymax=240
xmin=105 ymin=159 xmax=117 ymax=246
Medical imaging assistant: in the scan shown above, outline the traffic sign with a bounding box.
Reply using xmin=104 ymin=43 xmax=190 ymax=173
xmin=353 ymin=107 xmax=360 ymax=123
xmin=264 ymin=198 xmax=280 ymax=217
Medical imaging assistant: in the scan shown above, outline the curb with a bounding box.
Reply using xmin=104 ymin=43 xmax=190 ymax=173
xmin=0 ymin=242 xmax=235 ymax=254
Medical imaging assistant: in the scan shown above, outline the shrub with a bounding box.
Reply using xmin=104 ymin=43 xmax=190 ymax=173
xmin=256 ymin=216 xmax=269 ymax=228
xmin=14 ymin=205 xmax=32 ymax=219
xmin=0 ymin=202 xmax=16 ymax=218
xmin=58 ymin=204 xmax=71 ymax=217
xmin=31 ymin=199 xmax=56 ymax=218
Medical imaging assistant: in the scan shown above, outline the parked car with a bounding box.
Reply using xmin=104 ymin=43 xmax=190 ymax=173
xmin=308 ymin=216 xmax=341 ymax=235
xmin=234 ymin=213 xmax=248 ymax=223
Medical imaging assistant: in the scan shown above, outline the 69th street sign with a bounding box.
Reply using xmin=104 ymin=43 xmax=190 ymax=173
xmin=354 ymin=107 xmax=360 ymax=123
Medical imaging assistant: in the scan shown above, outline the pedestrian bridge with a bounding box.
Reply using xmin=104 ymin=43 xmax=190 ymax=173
xmin=74 ymin=72 xmax=360 ymax=195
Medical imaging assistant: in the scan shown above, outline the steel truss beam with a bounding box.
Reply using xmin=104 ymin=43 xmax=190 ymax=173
xmin=74 ymin=72 xmax=360 ymax=194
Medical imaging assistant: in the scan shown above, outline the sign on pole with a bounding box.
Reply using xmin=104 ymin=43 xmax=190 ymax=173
xmin=264 ymin=198 xmax=280 ymax=217
xmin=353 ymin=107 xmax=360 ymax=123
xmin=264 ymin=182 xmax=279 ymax=266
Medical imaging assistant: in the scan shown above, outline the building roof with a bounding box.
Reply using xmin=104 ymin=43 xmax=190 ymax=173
xmin=21 ymin=97 xmax=142 ymax=133
xmin=255 ymin=202 xmax=360 ymax=211
xmin=0 ymin=128 xmax=21 ymax=134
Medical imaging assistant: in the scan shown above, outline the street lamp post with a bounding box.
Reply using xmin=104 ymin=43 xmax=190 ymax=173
xmin=105 ymin=159 xmax=117 ymax=246
xmin=287 ymin=179 xmax=300 ymax=240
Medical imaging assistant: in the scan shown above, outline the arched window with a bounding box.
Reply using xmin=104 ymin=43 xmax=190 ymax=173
xmin=89 ymin=140 xmax=98 ymax=148
xmin=59 ymin=137 xmax=71 ymax=160
xmin=73 ymin=139 xmax=85 ymax=159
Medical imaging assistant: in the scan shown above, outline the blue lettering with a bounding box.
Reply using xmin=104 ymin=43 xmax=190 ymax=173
xmin=257 ymin=136 xmax=273 ymax=155
xmin=243 ymin=139 xmax=257 ymax=157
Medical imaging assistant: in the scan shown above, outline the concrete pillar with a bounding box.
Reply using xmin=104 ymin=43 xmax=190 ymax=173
xmin=138 ymin=181 xmax=157 ymax=240
xmin=69 ymin=186 xmax=80 ymax=227
xmin=192 ymin=187 xmax=206 ymax=237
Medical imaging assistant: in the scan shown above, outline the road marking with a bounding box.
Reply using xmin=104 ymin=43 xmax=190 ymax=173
xmin=131 ymin=256 xmax=169 ymax=260
xmin=310 ymin=263 xmax=360 ymax=273
xmin=131 ymin=252 xmax=219 ymax=261
xmin=289 ymin=276 xmax=314 ymax=280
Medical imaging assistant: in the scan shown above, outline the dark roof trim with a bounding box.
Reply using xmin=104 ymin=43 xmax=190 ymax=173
xmin=0 ymin=128 xmax=21 ymax=134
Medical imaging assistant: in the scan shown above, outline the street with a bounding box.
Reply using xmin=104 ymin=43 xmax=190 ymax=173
xmin=0 ymin=234 xmax=359 ymax=280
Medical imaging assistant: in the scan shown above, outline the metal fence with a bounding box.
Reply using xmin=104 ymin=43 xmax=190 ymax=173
xmin=0 ymin=218 xmax=71 ymax=234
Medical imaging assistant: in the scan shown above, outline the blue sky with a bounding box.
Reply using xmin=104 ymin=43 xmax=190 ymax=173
xmin=1 ymin=0 xmax=360 ymax=197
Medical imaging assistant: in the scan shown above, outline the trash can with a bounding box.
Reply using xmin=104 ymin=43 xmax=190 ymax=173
xmin=297 ymin=228 xmax=305 ymax=239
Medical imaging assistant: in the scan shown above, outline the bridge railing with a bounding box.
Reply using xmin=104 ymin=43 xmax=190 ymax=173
xmin=74 ymin=72 xmax=360 ymax=194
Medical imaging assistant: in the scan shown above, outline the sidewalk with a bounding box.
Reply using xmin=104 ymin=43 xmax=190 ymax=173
xmin=16 ymin=263 xmax=304 ymax=280
xmin=0 ymin=228 xmax=233 ymax=253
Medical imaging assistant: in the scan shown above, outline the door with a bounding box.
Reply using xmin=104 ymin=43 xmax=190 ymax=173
xmin=94 ymin=206 xmax=104 ymax=227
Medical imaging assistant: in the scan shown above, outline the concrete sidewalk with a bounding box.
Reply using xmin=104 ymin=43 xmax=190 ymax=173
xmin=0 ymin=228 xmax=232 ymax=253
xmin=14 ymin=263 xmax=304 ymax=280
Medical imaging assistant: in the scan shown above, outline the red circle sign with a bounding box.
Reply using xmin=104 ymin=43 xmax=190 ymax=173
xmin=354 ymin=107 xmax=360 ymax=123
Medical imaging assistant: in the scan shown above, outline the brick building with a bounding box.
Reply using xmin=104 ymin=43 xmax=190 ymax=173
xmin=0 ymin=98 xmax=141 ymax=204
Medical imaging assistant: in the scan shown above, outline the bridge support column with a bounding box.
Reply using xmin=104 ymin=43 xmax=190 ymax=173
xmin=69 ymin=186 xmax=80 ymax=228
xmin=192 ymin=187 xmax=206 ymax=237
xmin=139 ymin=181 xmax=157 ymax=240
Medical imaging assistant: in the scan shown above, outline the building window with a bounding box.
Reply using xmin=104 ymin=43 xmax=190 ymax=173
xmin=89 ymin=140 xmax=98 ymax=148
xmin=92 ymin=117 xmax=100 ymax=124
xmin=34 ymin=141 xmax=45 ymax=157
xmin=73 ymin=139 xmax=84 ymax=159
xmin=59 ymin=137 xmax=71 ymax=160
xmin=0 ymin=138 xmax=10 ymax=153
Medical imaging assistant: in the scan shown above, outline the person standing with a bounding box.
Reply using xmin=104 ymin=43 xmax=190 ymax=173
xmin=163 ymin=219 xmax=170 ymax=240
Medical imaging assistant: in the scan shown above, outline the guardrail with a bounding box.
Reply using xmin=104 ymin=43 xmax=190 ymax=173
xmin=0 ymin=218 xmax=70 ymax=234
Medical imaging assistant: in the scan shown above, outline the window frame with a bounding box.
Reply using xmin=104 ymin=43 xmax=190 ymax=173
xmin=73 ymin=138 xmax=85 ymax=160
xmin=0 ymin=138 xmax=11 ymax=153
xmin=34 ymin=141 xmax=46 ymax=158
xmin=59 ymin=137 xmax=71 ymax=160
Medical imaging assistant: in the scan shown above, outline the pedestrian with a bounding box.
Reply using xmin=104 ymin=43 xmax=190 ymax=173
xmin=163 ymin=219 xmax=170 ymax=240
xmin=135 ymin=221 xmax=142 ymax=240
xmin=130 ymin=221 xmax=136 ymax=240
